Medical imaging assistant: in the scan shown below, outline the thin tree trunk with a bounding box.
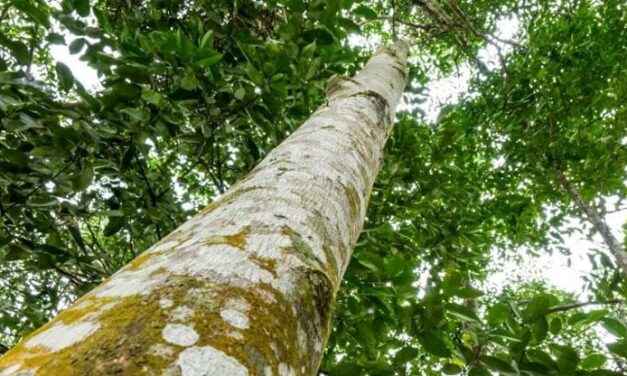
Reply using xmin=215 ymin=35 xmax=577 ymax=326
xmin=0 ymin=40 xmax=410 ymax=375
xmin=553 ymin=165 xmax=627 ymax=275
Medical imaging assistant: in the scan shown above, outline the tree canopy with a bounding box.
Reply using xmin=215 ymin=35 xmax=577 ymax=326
xmin=0 ymin=0 xmax=625 ymax=374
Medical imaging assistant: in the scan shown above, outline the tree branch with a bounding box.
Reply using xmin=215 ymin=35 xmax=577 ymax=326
xmin=546 ymin=299 xmax=624 ymax=314
xmin=553 ymin=165 xmax=627 ymax=276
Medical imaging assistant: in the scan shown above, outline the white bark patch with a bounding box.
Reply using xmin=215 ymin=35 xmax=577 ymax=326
xmin=148 ymin=344 xmax=175 ymax=358
xmin=0 ymin=363 xmax=23 ymax=376
xmin=224 ymin=297 xmax=250 ymax=312
xmin=93 ymin=243 xmax=276 ymax=299
xmin=25 ymin=322 xmax=99 ymax=352
xmin=220 ymin=309 xmax=249 ymax=330
xmin=278 ymin=363 xmax=296 ymax=376
xmin=162 ymin=324 xmax=199 ymax=347
xmin=227 ymin=331 xmax=244 ymax=340
xmin=159 ymin=298 xmax=174 ymax=309
xmin=176 ymin=346 xmax=248 ymax=376
xmin=171 ymin=305 xmax=195 ymax=322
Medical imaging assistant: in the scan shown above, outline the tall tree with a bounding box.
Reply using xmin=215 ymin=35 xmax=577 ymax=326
xmin=0 ymin=39 xmax=410 ymax=374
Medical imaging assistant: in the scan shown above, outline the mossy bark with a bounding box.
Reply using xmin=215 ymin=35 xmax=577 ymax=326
xmin=0 ymin=40 xmax=410 ymax=376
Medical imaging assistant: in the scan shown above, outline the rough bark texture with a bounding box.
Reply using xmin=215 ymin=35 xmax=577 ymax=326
xmin=0 ymin=40 xmax=409 ymax=376
xmin=553 ymin=165 xmax=627 ymax=276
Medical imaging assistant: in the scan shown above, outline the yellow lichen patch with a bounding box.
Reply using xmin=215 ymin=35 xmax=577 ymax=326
xmin=205 ymin=227 xmax=250 ymax=250
xmin=321 ymin=244 xmax=340 ymax=288
xmin=0 ymin=292 xmax=174 ymax=375
xmin=343 ymin=185 xmax=361 ymax=222
xmin=55 ymin=296 xmax=114 ymax=324
xmin=0 ymin=274 xmax=324 ymax=375
xmin=127 ymin=250 xmax=164 ymax=271
xmin=196 ymin=197 xmax=223 ymax=215
xmin=188 ymin=282 xmax=305 ymax=375
xmin=249 ymin=255 xmax=278 ymax=277
xmin=280 ymin=225 xmax=297 ymax=238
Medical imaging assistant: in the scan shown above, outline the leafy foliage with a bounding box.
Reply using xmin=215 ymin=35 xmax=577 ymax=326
xmin=0 ymin=0 xmax=625 ymax=374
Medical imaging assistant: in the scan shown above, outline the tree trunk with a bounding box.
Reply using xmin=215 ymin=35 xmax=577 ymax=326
xmin=0 ymin=40 xmax=409 ymax=376
xmin=553 ymin=165 xmax=627 ymax=276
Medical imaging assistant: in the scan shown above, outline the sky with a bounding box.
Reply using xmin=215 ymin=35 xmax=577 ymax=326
xmin=49 ymin=16 xmax=626 ymax=301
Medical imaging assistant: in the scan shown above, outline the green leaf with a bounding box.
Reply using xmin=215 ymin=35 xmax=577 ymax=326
xmin=141 ymin=88 xmax=165 ymax=106
xmin=393 ymin=346 xmax=418 ymax=364
xmin=3 ymin=149 xmax=29 ymax=167
xmin=467 ymin=367 xmax=490 ymax=376
xmin=234 ymin=87 xmax=247 ymax=101
xmin=199 ymin=30 xmax=214 ymax=49
xmin=121 ymin=108 xmax=149 ymax=122
xmin=338 ymin=17 xmax=361 ymax=34
xmin=581 ymin=354 xmax=606 ymax=369
xmin=383 ymin=253 xmax=404 ymax=278
xmin=28 ymin=196 xmax=58 ymax=207
xmin=601 ymin=318 xmax=627 ymax=338
xmin=552 ymin=345 xmax=579 ymax=373
xmin=179 ymin=68 xmax=197 ymax=90
xmin=527 ymin=349 xmax=557 ymax=369
xmin=417 ymin=331 xmax=451 ymax=358
xmin=441 ymin=363 xmax=462 ymax=374
xmin=480 ymin=356 xmax=517 ymax=375
xmin=353 ymin=5 xmax=378 ymax=20
xmin=355 ymin=251 xmax=383 ymax=274
xmin=13 ymin=0 xmax=50 ymax=28
xmin=71 ymin=164 xmax=94 ymax=191
xmin=244 ymin=65 xmax=264 ymax=86
xmin=487 ymin=303 xmax=510 ymax=326
xmin=549 ymin=317 xmax=562 ymax=335
xmin=194 ymin=50 xmax=222 ymax=66
xmin=69 ymin=38 xmax=85 ymax=54
xmin=607 ymin=340 xmax=627 ymax=359
xmin=328 ymin=362 xmax=363 ymax=376
xmin=445 ymin=303 xmax=480 ymax=322
xmin=47 ymin=33 xmax=66 ymax=45
xmin=441 ymin=270 xmax=461 ymax=296
xmin=454 ymin=286 xmax=483 ymax=299
xmin=532 ymin=316 xmax=548 ymax=343
xmin=302 ymin=28 xmax=335 ymax=45
xmin=522 ymin=294 xmax=552 ymax=321
xmin=72 ymin=0 xmax=91 ymax=17
xmin=3 ymin=245 xmax=29 ymax=261
xmin=104 ymin=216 xmax=125 ymax=237
xmin=0 ymin=37 xmax=30 ymax=65
xmin=489 ymin=329 xmax=521 ymax=342
xmin=55 ymin=62 xmax=75 ymax=91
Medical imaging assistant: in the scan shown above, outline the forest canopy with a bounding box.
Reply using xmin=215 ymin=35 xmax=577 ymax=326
xmin=0 ymin=0 xmax=625 ymax=374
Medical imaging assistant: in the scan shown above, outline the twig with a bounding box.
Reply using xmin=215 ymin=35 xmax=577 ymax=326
xmin=2 ymin=156 xmax=78 ymax=217
xmin=133 ymin=150 xmax=163 ymax=239
xmin=391 ymin=0 xmax=397 ymax=40
xmin=546 ymin=299 xmax=624 ymax=314
xmin=553 ymin=165 xmax=627 ymax=276
xmin=0 ymin=4 xmax=10 ymax=25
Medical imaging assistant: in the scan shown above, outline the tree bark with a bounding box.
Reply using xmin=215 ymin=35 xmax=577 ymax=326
xmin=553 ymin=165 xmax=627 ymax=276
xmin=0 ymin=40 xmax=410 ymax=376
